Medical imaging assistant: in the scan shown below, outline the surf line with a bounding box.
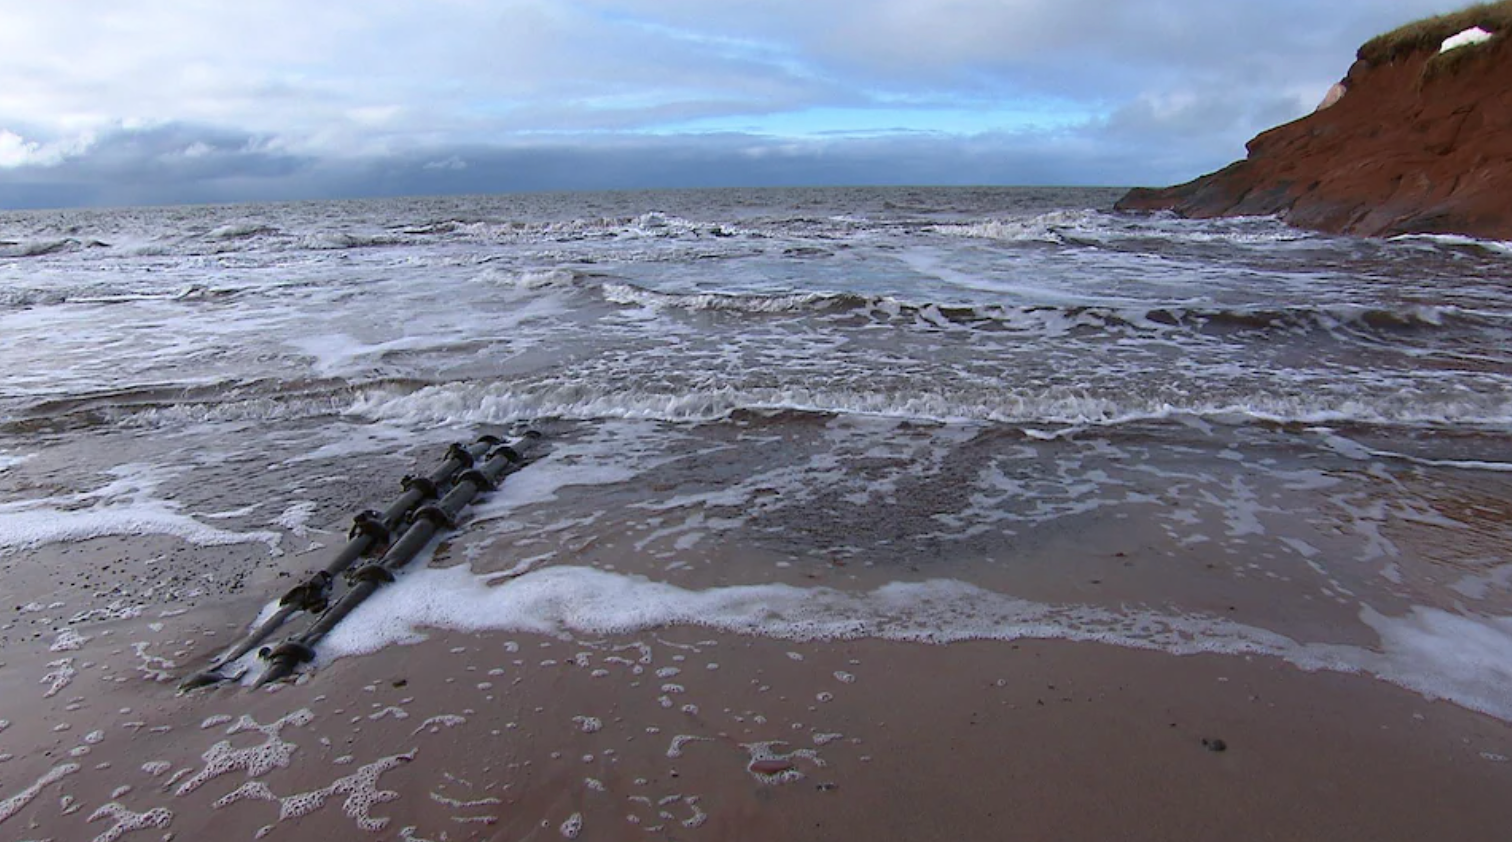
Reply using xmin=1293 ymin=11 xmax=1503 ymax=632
xmin=180 ymin=431 xmax=544 ymax=691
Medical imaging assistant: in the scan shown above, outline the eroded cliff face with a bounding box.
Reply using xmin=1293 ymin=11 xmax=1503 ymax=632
xmin=1117 ymin=33 xmax=1512 ymax=239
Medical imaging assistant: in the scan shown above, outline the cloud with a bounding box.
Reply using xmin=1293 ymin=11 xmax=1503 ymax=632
xmin=0 ymin=120 xmax=1217 ymax=209
xmin=0 ymin=0 xmax=1472 ymax=206
xmin=0 ymin=129 xmax=95 ymax=168
xmin=422 ymin=155 xmax=468 ymax=171
xmin=0 ymin=122 xmax=317 ymax=206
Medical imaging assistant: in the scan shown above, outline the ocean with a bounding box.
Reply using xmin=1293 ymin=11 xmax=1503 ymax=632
xmin=2 ymin=186 xmax=1511 ymax=838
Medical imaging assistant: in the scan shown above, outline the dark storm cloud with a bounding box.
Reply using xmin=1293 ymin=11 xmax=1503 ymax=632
xmin=0 ymin=122 xmax=1214 ymax=209
xmin=0 ymin=123 xmax=320 ymax=208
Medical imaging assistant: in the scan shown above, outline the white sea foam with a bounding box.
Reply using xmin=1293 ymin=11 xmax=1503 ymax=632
xmin=347 ymin=378 xmax=1512 ymax=429
xmin=206 ymin=222 xmax=279 ymax=240
xmin=931 ymin=210 xmax=1108 ymax=244
xmin=1389 ymin=231 xmax=1512 ymax=256
xmin=318 ymin=564 xmax=1512 ymax=721
xmin=274 ymin=501 xmax=320 ymax=536
xmin=483 ymin=267 xmax=580 ymax=290
xmin=289 ymin=333 xmax=457 ymax=379
xmin=0 ymin=465 xmax=281 ymax=555
xmin=86 ymin=802 xmax=174 ymax=840
xmin=601 ymin=282 xmax=831 ymax=314
xmin=932 ymin=210 xmax=1310 ymax=247
xmin=1320 ymin=432 xmax=1512 ymax=472
xmin=299 ymin=231 xmax=403 ymax=250
xmin=1358 ymin=606 xmax=1512 ymax=718
xmin=0 ymin=762 xmax=81 ymax=824
xmin=466 ymin=423 xmax=672 ymax=525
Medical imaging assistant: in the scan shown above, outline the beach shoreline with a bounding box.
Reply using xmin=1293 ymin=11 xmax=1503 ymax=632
xmin=3 ymin=187 xmax=1511 ymax=841
xmin=4 ymin=600 xmax=1511 ymax=841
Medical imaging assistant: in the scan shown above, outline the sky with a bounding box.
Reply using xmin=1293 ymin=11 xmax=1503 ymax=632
xmin=0 ymin=0 xmax=1467 ymax=208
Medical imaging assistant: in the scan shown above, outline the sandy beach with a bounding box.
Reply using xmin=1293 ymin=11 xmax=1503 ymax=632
xmin=3 ymin=587 xmax=1512 ymax=841
xmin=4 ymin=418 xmax=1512 ymax=841
xmin=7 ymin=0 xmax=1512 ymax=835
xmin=4 ymin=188 xmax=1512 ymax=841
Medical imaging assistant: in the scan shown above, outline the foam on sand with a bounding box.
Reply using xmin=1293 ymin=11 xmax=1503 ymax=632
xmin=0 ymin=464 xmax=281 ymax=555
xmin=318 ymin=564 xmax=1512 ymax=722
xmin=0 ymin=763 xmax=81 ymax=825
xmin=1359 ymin=606 xmax=1512 ymax=718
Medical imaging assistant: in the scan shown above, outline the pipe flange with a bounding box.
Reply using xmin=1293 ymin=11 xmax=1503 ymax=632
xmin=401 ymin=475 xmax=439 ymax=500
xmin=500 ymin=445 xmax=525 ymax=464
xmin=349 ymin=510 xmax=392 ymax=544
xmin=351 ymin=564 xmax=397 ymax=584
xmin=458 ymin=467 xmax=496 ymax=491
xmin=444 ymin=442 xmax=476 ymax=468
xmin=278 ymin=571 xmax=332 ymax=611
xmin=413 ymin=503 xmax=456 ymax=529
xmin=261 ymin=640 xmax=316 ymax=664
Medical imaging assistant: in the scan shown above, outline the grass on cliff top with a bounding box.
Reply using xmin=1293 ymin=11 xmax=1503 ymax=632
xmin=1358 ymin=0 xmax=1511 ymax=65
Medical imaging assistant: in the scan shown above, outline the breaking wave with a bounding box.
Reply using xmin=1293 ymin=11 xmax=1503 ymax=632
xmin=1389 ymin=232 xmax=1512 ymax=257
xmin=932 ymin=209 xmax=1314 ymax=246
xmin=325 ymin=565 xmax=1512 ymax=721
xmin=593 ymin=278 xmax=1507 ymax=338
xmin=205 ymin=222 xmax=281 ymax=240
xmin=0 ymin=282 xmax=236 ymax=308
xmin=601 ymin=282 xmax=836 ymax=313
xmin=344 ymin=379 xmax=1512 ymax=432
xmin=0 ymin=238 xmax=111 ymax=258
xmin=14 ymin=372 xmax=1506 ymax=436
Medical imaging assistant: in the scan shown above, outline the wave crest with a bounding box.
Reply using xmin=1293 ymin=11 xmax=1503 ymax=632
xmin=344 ymin=380 xmax=1512 ymax=430
xmin=590 ymin=279 xmax=1502 ymax=338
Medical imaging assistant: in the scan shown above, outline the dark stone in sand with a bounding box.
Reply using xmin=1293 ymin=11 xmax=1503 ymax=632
xmin=1203 ymin=738 xmax=1228 ymax=752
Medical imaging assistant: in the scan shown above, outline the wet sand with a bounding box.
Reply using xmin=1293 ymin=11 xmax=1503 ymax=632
xmin=3 ymin=419 xmax=1511 ymax=840
xmin=3 ymin=594 xmax=1511 ymax=842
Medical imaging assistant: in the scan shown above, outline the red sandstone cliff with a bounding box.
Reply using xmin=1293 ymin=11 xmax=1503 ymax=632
xmin=1116 ymin=10 xmax=1512 ymax=240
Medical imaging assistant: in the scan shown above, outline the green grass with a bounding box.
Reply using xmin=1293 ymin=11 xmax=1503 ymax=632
xmin=1357 ymin=0 xmax=1511 ymax=65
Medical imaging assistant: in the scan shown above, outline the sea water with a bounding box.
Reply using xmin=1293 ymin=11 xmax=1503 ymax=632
xmin=2 ymin=185 xmax=1511 ymax=717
